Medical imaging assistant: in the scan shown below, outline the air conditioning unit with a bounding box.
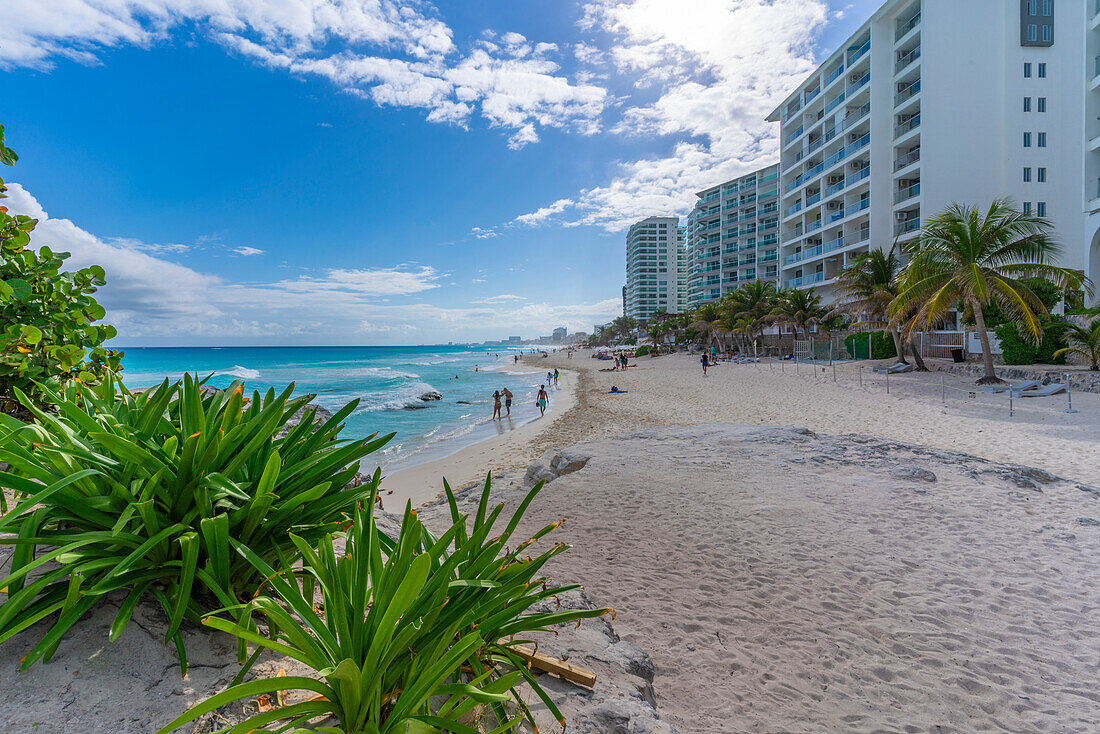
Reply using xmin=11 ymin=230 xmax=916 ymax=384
xmin=827 ymin=202 xmax=842 ymax=210
xmin=827 ymin=175 xmax=843 ymax=184
xmin=896 ymin=212 xmax=909 ymax=222
xmin=849 ymin=133 xmax=861 ymax=142
xmin=849 ymin=74 xmax=862 ymax=83
xmin=850 ymin=162 xmax=864 ymax=170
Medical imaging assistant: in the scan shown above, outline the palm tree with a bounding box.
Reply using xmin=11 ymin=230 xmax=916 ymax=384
xmin=690 ymin=303 xmax=723 ymax=350
xmin=725 ymin=280 xmax=779 ymax=343
xmin=891 ymin=199 xmax=1089 ymax=384
xmin=1054 ymin=318 xmax=1100 ymax=371
xmin=770 ymin=288 xmax=826 ymax=340
xmin=834 ymin=245 xmax=915 ymax=365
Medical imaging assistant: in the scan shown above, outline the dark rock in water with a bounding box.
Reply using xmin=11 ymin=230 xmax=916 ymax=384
xmin=419 ymin=391 xmax=443 ymax=401
xmin=456 ymin=400 xmax=472 ymax=405
xmin=403 ymin=404 xmax=432 ymax=410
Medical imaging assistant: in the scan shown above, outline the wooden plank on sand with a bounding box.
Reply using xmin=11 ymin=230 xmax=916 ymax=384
xmin=511 ymin=645 xmax=597 ymax=688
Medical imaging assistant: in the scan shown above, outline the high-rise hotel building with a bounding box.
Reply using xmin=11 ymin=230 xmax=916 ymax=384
xmin=624 ymin=216 xmax=688 ymax=321
xmin=768 ymin=0 xmax=1100 ymax=304
xmin=685 ymin=164 xmax=781 ymax=306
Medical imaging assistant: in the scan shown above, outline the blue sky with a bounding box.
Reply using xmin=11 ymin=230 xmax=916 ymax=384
xmin=2 ymin=0 xmax=881 ymax=345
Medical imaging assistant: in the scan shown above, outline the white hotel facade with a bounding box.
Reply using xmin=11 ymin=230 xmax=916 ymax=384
xmin=623 ymin=217 xmax=688 ymax=322
xmin=685 ymin=164 xmax=781 ymax=306
xmin=767 ymin=0 xmax=1100 ymax=305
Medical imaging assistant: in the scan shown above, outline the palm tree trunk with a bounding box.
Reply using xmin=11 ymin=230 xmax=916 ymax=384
xmin=889 ymin=328 xmax=907 ymax=363
xmin=908 ymin=338 xmax=928 ymax=370
xmin=970 ymin=298 xmax=1003 ymax=384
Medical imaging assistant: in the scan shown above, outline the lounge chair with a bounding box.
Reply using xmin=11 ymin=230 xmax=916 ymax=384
xmin=981 ymin=379 xmax=1040 ymax=394
xmin=1019 ymin=382 xmax=1066 ymax=397
xmin=873 ymin=362 xmax=914 ymax=374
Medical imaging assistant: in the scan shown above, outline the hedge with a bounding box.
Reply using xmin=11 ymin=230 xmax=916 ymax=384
xmin=845 ymin=330 xmax=897 ymax=360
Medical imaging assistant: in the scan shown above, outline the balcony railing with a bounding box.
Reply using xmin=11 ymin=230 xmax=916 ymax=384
xmin=785 ymin=252 xmax=802 ymax=265
xmin=849 ymin=72 xmax=870 ymax=93
xmin=805 ymin=87 xmax=821 ymax=103
xmin=896 ymin=45 xmax=921 ymax=73
xmin=895 ymin=113 xmax=921 ymax=138
xmin=896 ymin=11 xmax=921 ymax=41
xmin=758 ymin=252 xmax=778 ymax=263
xmin=760 ymin=234 xmax=779 ymax=246
xmin=807 ymin=220 xmax=823 ymax=233
xmin=806 ymin=192 xmax=822 ymax=206
xmin=825 ymin=178 xmax=846 ymax=197
xmin=759 ymin=187 xmax=778 ymax=199
xmin=894 ymin=217 xmax=921 ymax=236
xmin=894 ymin=182 xmax=921 ymax=204
xmin=895 ymin=78 xmax=921 ymax=107
xmin=823 ymin=236 xmax=845 ymax=253
xmin=787 ymin=277 xmax=804 ymax=288
xmin=805 ymin=272 xmax=825 ymax=285
xmin=848 ymin=39 xmax=870 ymax=65
xmin=853 ymin=198 xmax=871 ymax=214
xmin=894 ymin=147 xmax=920 ymax=171
xmin=829 ymin=207 xmax=846 ymax=222
xmin=823 ymin=90 xmax=847 ymax=116
xmin=824 ymin=64 xmax=845 ymax=87
xmin=786 ymin=202 xmax=803 ymax=217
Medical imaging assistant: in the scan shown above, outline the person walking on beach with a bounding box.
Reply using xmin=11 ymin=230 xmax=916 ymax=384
xmin=553 ymin=369 xmax=560 ymax=386
xmin=547 ymin=371 xmax=553 ymax=387
xmin=492 ymin=390 xmax=502 ymax=420
xmin=701 ymin=353 xmax=708 ymax=376
xmin=502 ymin=387 xmax=513 ymax=417
xmin=536 ymin=385 xmax=549 ymax=416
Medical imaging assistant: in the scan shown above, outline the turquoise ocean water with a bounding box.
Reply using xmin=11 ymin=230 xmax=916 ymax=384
xmin=119 ymin=345 xmax=557 ymax=471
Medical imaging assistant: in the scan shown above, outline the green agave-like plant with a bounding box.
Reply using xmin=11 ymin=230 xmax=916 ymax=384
xmin=0 ymin=371 xmax=391 ymax=671
xmin=156 ymin=476 xmax=608 ymax=734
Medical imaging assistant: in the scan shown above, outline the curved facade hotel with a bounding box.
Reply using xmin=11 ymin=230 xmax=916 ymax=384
xmin=624 ymin=216 xmax=688 ymax=322
xmin=767 ymin=0 xmax=1100 ymax=305
xmin=686 ymin=164 xmax=781 ymax=307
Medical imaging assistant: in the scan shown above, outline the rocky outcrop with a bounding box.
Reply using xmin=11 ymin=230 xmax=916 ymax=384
xmin=419 ymin=391 xmax=443 ymax=401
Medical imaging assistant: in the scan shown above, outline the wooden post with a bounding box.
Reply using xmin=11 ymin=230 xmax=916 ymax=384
xmin=511 ymin=645 xmax=597 ymax=688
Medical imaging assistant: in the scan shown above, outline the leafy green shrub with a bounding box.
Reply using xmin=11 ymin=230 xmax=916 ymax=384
xmin=156 ymin=477 xmax=608 ymax=734
xmin=0 ymin=372 xmax=390 ymax=671
xmin=634 ymin=345 xmax=652 ymax=356
xmin=844 ymin=330 xmax=896 ymax=360
xmin=1055 ymin=319 xmax=1100 ymax=370
xmin=994 ymin=319 xmax=1069 ymax=365
xmin=0 ymin=125 xmax=121 ymax=418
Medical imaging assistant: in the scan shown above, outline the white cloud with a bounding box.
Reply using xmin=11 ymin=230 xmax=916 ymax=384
xmin=470 ymin=227 xmax=499 ymax=239
xmin=471 ymin=294 xmax=527 ymax=304
xmin=233 ymin=246 xmax=264 ymax=256
xmin=3 ymin=0 xmax=608 ymax=149
xmin=512 ymin=198 xmax=575 ymax=227
xmin=519 ymin=0 xmax=830 ymax=231
xmin=5 ymin=183 xmax=614 ymax=343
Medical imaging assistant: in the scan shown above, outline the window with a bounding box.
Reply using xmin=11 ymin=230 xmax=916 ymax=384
xmin=1027 ymin=24 xmax=1038 ymax=42
xmin=1027 ymin=0 xmax=1037 ymax=13
xmin=1024 ymin=132 xmax=1032 ymax=147
xmin=1042 ymin=25 xmax=1051 ymax=42
xmin=1024 ymin=63 xmax=1032 ymax=77
xmin=1038 ymin=63 xmax=1046 ymax=78
xmin=1024 ymin=202 xmax=1033 ymax=214
xmin=1043 ymin=0 xmax=1052 ymax=15
xmin=1024 ymin=167 xmax=1032 ymax=182
xmin=1038 ymin=97 xmax=1046 ymax=112
xmin=1038 ymin=132 xmax=1047 ymax=147
xmin=1037 ymin=167 xmax=1047 ymax=182
xmin=1024 ymin=97 xmax=1032 ymax=112
xmin=1037 ymin=202 xmax=1047 ymax=217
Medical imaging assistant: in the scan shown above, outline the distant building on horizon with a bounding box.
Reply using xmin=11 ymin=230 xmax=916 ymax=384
xmin=551 ymin=326 xmax=567 ymax=343
xmin=766 ymin=0 xmax=1100 ymax=305
xmin=685 ymin=164 xmax=781 ymax=307
xmin=623 ymin=216 xmax=687 ymax=323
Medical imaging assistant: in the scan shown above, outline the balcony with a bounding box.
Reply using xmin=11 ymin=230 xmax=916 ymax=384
xmin=849 ymin=72 xmax=870 ymax=94
xmin=804 ymin=272 xmax=825 ymax=285
xmin=787 ymin=277 xmax=804 ymax=288
xmin=896 ymin=10 xmax=921 ymax=41
xmin=829 ymin=207 xmax=846 ymax=222
xmin=896 ymin=45 xmax=921 ymax=74
xmin=823 ymin=91 xmax=847 ymax=116
xmin=758 ymin=252 xmax=778 ymax=263
xmin=785 ymin=252 xmax=803 ymax=265
xmin=825 ymin=178 xmax=846 ymax=197
xmin=807 ymin=220 xmax=823 ymax=233
xmin=894 ymin=217 xmax=921 ymax=236
xmin=894 ymin=182 xmax=921 ymax=204
xmin=894 ymin=147 xmax=920 ymax=171
xmin=823 ymin=236 xmax=845 ymax=253
xmin=895 ymin=114 xmax=921 ymax=138
xmin=806 ymin=192 xmax=822 ymax=206
xmin=805 ymin=87 xmax=821 ymax=104
xmin=785 ymin=202 xmax=803 ymax=217
xmin=824 ymin=64 xmax=845 ymax=88
xmin=803 ymin=244 xmax=824 ymax=259
xmin=895 ymin=78 xmax=921 ymax=107
xmin=847 ymin=39 xmax=870 ymax=65
xmin=759 ymin=234 xmax=779 ymax=246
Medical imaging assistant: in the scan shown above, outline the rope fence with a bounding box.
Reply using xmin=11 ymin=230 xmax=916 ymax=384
xmin=726 ymin=353 xmax=1087 ymax=420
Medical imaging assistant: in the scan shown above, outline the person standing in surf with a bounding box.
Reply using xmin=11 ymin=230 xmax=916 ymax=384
xmin=501 ymin=387 xmax=513 ymax=417
xmin=492 ymin=390 xmax=502 ymax=420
